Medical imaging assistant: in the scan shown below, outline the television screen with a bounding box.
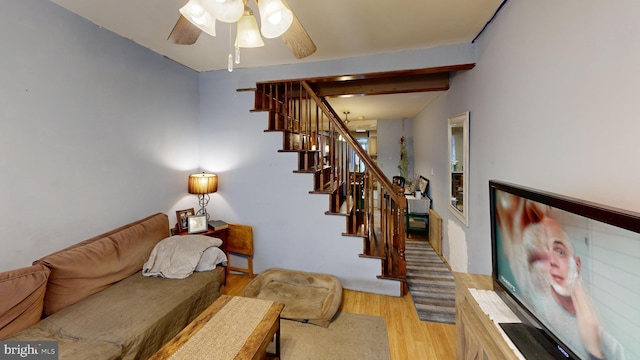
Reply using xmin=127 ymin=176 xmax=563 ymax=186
xmin=490 ymin=180 xmax=638 ymax=360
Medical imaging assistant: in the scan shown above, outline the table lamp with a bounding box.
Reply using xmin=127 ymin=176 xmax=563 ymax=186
xmin=188 ymin=172 xmax=218 ymax=220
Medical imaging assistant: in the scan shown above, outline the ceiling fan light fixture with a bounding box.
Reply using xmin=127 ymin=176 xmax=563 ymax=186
xmin=204 ymin=0 xmax=244 ymax=23
xmin=179 ymin=0 xmax=217 ymax=36
xmin=258 ymin=0 xmax=293 ymax=38
xmin=236 ymin=7 xmax=264 ymax=48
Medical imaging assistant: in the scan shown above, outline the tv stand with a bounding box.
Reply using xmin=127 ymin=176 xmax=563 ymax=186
xmin=455 ymin=273 xmax=521 ymax=359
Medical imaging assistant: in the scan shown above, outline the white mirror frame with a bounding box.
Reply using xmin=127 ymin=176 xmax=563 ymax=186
xmin=448 ymin=111 xmax=469 ymax=226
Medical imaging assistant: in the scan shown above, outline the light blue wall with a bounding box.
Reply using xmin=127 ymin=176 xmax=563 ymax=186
xmin=0 ymin=1 xmax=200 ymax=271
xmin=413 ymin=0 xmax=640 ymax=274
xmin=377 ymin=118 xmax=414 ymax=182
xmin=6 ymin=0 xmax=637 ymax=296
xmin=0 ymin=0 xmax=475 ymax=294
xmin=15 ymin=0 xmax=637 ymax=298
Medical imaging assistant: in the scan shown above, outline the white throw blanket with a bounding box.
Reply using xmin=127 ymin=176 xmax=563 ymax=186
xmin=142 ymin=235 xmax=226 ymax=279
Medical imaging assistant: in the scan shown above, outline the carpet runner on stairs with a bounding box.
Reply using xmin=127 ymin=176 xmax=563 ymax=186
xmin=405 ymin=239 xmax=456 ymax=324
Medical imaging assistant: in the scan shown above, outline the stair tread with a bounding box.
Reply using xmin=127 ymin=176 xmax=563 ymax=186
xmin=295 ymin=164 xmax=331 ymax=174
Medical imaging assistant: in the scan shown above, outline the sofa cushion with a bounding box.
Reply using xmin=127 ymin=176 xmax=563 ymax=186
xmin=34 ymin=213 xmax=170 ymax=316
xmin=0 ymin=264 xmax=50 ymax=339
xmin=28 ymin=269 xmax=225 ymax=360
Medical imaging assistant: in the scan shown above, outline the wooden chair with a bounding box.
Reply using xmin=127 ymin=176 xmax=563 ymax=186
xmin=226 ymin=224 xmax=254 ymax=278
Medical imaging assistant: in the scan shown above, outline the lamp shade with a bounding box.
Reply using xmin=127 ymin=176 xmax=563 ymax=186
xmin=188 ymin=173 xmax=218 ymax=194
xmin=236 ymin=7 xmax=264 ymax=48
xmin=179 ymin=0 xmax=217 ymax=36
xmin=204 ymin=0 xmax=244 ymax=23
xmin=258 ymin=0 xmax=293 ymax=38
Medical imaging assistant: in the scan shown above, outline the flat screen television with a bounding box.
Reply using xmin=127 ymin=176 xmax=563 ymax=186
xmin=489 ymin=180 xmax=638 ymax=360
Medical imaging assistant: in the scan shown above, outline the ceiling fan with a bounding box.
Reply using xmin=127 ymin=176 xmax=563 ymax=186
xmin=167 ymin=0 xmax=316 ymax=60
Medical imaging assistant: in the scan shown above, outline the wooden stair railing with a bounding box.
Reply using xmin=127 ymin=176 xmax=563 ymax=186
xmin=247 ymin=80 xmax=407 ymax=287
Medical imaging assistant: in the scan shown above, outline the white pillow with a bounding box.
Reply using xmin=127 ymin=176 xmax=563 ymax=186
xmin=181 ymin=234 xmax=224 ymax=272
xmin=195 ymin=246 xmax=227 ymax=272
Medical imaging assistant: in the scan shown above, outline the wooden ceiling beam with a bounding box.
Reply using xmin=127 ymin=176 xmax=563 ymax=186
xmin=312 ymin=72 xmax=450 ymax=97
xmin=252 ymin=64 xmax=476 ymax=99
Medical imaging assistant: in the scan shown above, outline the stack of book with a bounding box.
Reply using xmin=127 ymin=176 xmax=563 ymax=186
xmin=207 ymin=220 xmax=228 ymax=230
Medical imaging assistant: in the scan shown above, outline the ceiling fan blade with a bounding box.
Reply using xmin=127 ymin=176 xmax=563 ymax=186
xmin=280 ymin=0 xmax=316 ymax=59
xmin=167 ymin=15 xmax=202 ymax=45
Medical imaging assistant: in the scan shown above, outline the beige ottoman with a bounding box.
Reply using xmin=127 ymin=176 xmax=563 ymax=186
xmin=242 ymin=268 xmax=342 ymax=327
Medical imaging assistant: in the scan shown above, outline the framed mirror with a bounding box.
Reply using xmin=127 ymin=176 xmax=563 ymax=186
xmin=448 ymin=111 xmax=469 ymax=225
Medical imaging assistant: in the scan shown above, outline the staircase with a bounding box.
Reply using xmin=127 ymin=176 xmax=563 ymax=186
xmin=248 ymin=80 xmax=407 ymax=290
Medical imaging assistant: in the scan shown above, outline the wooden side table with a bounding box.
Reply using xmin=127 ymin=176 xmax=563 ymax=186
xmin=174 ymin=227 xmax=230 ymax=284
xmin=405 ymin=195 xmax=430 ymax=235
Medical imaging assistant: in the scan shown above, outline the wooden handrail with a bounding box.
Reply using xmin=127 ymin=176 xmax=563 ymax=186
xmin=300 ymin=81 xmax=404 ymax=207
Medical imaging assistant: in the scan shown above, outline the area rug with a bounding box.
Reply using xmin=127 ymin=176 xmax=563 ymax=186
xmin=267 ymin=312 xmax=390 ymax=360
xmin=405 ymin=239 xmax=456 ymax=324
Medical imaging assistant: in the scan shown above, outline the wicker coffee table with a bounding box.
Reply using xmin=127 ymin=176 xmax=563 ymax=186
xmin=150 ymin=295 xmax=284 ymax=360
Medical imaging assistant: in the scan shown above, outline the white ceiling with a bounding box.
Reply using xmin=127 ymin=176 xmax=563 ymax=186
xmin=50 ymin=0 xmax=503 ymax=122
xmin=328 ymin=92 xmax=444 ymax=130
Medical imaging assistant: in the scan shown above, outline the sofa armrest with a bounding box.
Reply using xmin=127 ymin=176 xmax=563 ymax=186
xmin=0 ymin=264 xmax=50 ymax=339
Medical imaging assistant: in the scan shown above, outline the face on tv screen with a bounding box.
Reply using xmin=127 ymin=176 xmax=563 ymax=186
xmin=492 ymin=185 xmax=638 ymax=360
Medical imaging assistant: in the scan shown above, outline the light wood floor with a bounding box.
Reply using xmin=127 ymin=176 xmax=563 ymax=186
xmin=225 ymin=272 xmax=457 ymax=360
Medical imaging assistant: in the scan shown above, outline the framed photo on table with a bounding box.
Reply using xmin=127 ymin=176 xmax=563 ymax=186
xmin=176 ymin=208 xmax=195 ymax=233
xmin=188 ymin=215 xmax=207 ymax=234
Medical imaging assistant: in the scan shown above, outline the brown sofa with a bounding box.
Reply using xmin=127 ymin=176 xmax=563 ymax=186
xmin=0 ymin=213 xmax=225 ymax=360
